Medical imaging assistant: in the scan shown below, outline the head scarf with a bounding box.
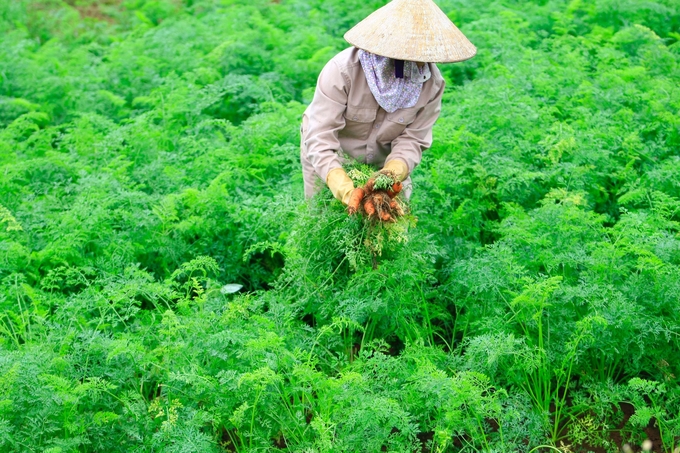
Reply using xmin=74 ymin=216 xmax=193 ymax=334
xmin=358 ymin=49 xmax=431 ymax=113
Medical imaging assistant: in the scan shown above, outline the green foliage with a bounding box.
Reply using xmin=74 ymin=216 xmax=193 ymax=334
xmin=1 ymin=0 xmax=680 ymax=451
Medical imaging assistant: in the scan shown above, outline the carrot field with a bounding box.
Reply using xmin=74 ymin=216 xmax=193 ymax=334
xmin=1 ymin=0 xmax=679 ymax=451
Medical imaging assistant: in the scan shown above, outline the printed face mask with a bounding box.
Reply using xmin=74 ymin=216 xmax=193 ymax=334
xmin=358 ymin=50 xmax=431 ymax=113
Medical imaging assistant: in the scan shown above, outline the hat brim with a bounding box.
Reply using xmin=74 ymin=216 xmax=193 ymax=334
xmin=344 ymin=0 xmax=477 ymax=63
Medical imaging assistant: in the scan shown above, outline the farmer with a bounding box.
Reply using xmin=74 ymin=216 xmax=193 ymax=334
xmin=300 ymin=0 xmax=476 ymax=205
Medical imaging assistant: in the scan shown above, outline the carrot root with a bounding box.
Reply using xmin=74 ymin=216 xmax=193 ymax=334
xmin=347 ymin=188 xmax=365 ymax=215
xmin=386 ymin=181 xmax=402 ymax=198
xmin=363 ymin=199 xmax=376 ymax=216
xmin=364 ymin=178 xmax=375 ymax=194
xmin=380 ymin=211 xmax=392 ymax=222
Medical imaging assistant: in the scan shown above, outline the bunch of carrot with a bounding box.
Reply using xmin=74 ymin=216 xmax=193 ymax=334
xmin=347 ymin=170 xmax=405 ymax=222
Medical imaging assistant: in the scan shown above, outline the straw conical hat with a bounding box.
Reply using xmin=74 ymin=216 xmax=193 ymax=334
xmin=344 ymin=0 xmax=476 ymax=63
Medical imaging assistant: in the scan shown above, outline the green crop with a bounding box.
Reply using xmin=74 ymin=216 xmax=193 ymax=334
xmin=1 ymin=0 xmax=679 ymax=452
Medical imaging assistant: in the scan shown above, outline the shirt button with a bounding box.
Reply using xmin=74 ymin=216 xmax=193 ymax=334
xmin=399 ymin=118 xmax=404 ymax=123
xmin=352 ymin=116 xmax=357 ymax=120
xmin=374 ymin=124 xmax=379 ymax=129
xmin=367 ymin=153 xmax=374 ymax=159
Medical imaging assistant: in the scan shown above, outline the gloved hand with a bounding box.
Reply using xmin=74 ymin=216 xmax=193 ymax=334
xmin=326 ymin=167 xmax=355 ymax=205
xmin=382 ymin=158 xmax=408 ymax=182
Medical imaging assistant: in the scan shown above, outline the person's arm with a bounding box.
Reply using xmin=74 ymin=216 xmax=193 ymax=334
xmin=303 ymin=59 xmax=349 ymax=183
xmin=384 ymin=77 xmax=445 ymax=181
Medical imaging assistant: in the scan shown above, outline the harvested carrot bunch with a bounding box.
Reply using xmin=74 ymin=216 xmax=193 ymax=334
xmin=364 ymin=189 xmax=404 ymax=222
xmin=341 ymin=161 xmax=416 ymax=265
xmin=350 ymin=169 xmax=406 ymax=222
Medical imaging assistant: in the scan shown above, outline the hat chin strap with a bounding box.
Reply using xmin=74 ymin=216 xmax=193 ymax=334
xmin=394 ymin=59 xmax=404 ymax=78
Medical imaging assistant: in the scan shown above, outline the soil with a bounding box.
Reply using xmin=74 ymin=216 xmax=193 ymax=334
xmin=220 ymin=427 xmax=238 ymax=453
xmin=62 ymin=0 xmax=125 ymax=23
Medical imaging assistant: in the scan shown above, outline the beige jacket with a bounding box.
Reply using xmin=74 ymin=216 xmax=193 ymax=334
xmin=300 ymin=47 xmax=445 ymax=196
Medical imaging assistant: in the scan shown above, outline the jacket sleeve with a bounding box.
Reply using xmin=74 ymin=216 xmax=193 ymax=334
xmin=302 ymin=59 xmax=349 ymax=183
xmin=386 ymin=76 xmax=445 ymax=174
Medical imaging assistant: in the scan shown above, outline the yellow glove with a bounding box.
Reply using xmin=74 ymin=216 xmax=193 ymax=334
xmin=382 ymin=159 xmax=409 ymax=182
xmin=326 ymin=167 xmax=355 ymax=205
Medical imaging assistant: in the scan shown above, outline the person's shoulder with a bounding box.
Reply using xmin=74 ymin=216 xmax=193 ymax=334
xmin=329 ymin=47 xmax=361 ymax=72
xmin=424 ymin=63 xmax=446 ymax=96
xmin=429 ymin=63 xmax=445 ymax=85
xmin=320 ymin=47 xmax=361 ymax=87
xmin=317 ymin=47 xmax=358 ymax=88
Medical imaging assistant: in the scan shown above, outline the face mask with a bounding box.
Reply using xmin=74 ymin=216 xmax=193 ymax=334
xmin=359 ymin=50 xmax=432 ymax=113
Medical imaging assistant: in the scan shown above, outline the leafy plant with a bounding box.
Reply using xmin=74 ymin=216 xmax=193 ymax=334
xmin=1 ymin=0 xmax=680 ymax=451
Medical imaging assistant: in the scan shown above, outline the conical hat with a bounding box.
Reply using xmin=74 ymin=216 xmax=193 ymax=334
xmin=344 ymin=0 xmax=476 ymax=63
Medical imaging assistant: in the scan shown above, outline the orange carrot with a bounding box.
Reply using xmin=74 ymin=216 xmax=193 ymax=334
xmin=380 ymin=211 xmax=392 ymax=222
xmin=389 ymin=199 xmax=398 ymax=210
xmin=386 ymin=181 xmax=402 ymax=198
xmin=372 ymin=192 xmax=386 ymax=205
xmin=347 ymin=188 xmax=365 ymax=215
xmin=364 ymin=178 xmax=375 ymax=194
xmin=363 ymin=198 xmax=376 ymax=216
